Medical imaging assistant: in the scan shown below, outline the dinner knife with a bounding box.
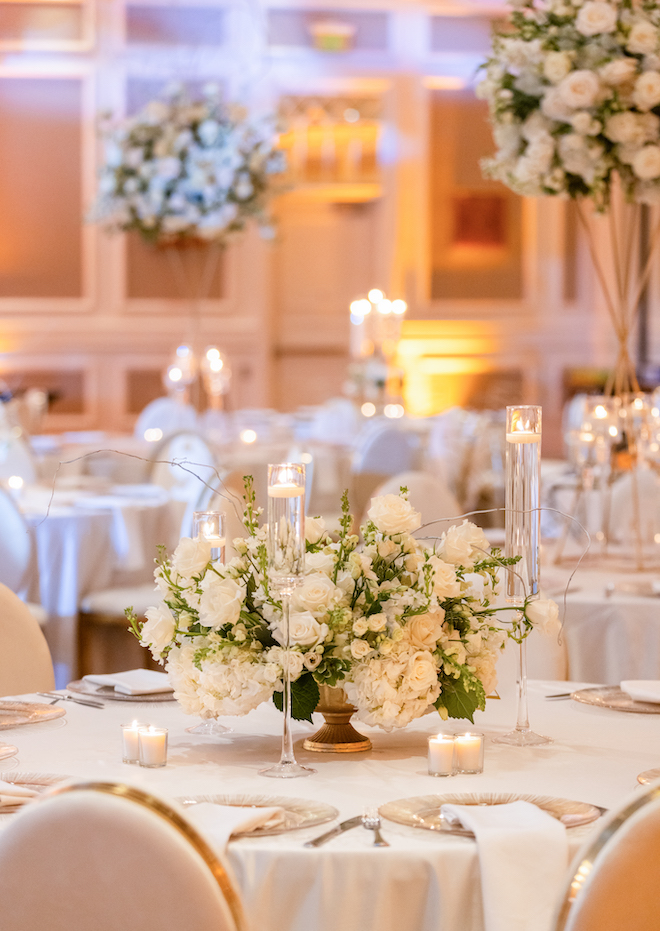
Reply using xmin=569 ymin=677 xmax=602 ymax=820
xmin=304 ymin=816 xmax=363 ymax=848
xmin=37 ymin=692 xmax=105 ymax=709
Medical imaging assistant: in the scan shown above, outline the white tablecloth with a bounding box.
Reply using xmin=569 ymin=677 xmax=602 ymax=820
xmin=1 ymin=680 xmax=656 ymax=931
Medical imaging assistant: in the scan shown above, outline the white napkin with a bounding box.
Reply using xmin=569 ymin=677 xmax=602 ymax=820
xmin=621 ymin=680 xmax=660 ymax=704
xmin=183 ymin=802 xmax=286 ymax=851
xmin=83 ymin=669 xmax=173 ymax=696
xmin=441 ymin=801 xmax=569 ymax=931
xmin=0 ymin=779 xmax=39 ymax=809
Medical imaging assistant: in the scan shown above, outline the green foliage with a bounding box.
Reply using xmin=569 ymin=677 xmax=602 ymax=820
xmin=272 ymin=673 xmax=320 ymax=723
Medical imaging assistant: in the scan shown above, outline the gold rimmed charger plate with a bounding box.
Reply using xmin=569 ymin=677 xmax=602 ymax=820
xmin=380 ymin=793 xmax=601 ymax=837
xmin=637 ymin=769 xmax=660 ymax=785
xmin=571 ymin=686 xmax=660 ymax=714
xmin=0 ymin=701 xmax=66 ymax=730
xmin=178 ymin=794 xmax=339 ymax=836
xmin=67 ymin=680 xmax=176 ymax=703
xmin=0 ymin=744 xmax=18 ymax=762
xmin=0 ymin=772 xmax=69 ymax=814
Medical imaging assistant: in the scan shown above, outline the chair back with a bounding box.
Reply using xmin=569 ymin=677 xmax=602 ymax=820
xmin=134 ymin=397 xmax=198 ymax=441
xmin=555 ymin=782 xmax=660 ymax=931
xmin=150 ymin=432 xmax=218 ymax=503
xmin=0 ymin=781 xmax=245 ymax=931
xmin=371 ymin=471 xmax=462 ymax=533
xmin=0 ymin=431 xmax=37 ymax=484
xmin=0 ymin=582 xmax=54 ymax=693
xmin=353 ymin=423 xmax=417 ymax=476
xmin=0 ymin=485 xmax=33 ymax=595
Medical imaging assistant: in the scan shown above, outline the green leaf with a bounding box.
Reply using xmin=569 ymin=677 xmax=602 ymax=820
xmin=437 ymin=676 xmax=485 ymax=724
xmin=272 ymin=672 xmax=320 ymax=723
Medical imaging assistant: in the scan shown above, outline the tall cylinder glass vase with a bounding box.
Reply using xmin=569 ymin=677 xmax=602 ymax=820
xmin=494 ymin=405 xmax=551 ymax=747
xmin=259 ymin=463 xmax=315 ymax=779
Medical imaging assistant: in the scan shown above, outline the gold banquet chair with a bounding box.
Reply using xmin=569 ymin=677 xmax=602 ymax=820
xmin=0 ymin=781 xmax=247 ymax=931
xmin=0 ymin=581 xmax=54 ymax=695
xmin=555 ymin=781 xmax=660 ymax=931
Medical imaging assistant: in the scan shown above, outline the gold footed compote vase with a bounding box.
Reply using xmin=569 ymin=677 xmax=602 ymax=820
xmin=303 ymin=686 xmax=372 ymax=753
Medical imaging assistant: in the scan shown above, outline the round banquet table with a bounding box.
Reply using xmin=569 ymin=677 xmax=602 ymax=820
xmin=1 ymin=680 xmax=659 ymax=931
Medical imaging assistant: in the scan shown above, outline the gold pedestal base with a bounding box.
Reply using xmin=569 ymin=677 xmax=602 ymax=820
xmin=303 ymin=686 xmax=372 ymax=754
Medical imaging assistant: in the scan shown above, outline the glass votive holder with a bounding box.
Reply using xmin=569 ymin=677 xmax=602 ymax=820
xmin=138 ymin=726 xmax=168 ymax=768
xmin=453 ymin=732 xmax=484 ymax=774
xmin=121 ymin=721 xmax=148 ymax=764
xmin=428 ymin=734 xmax=456 ymax=777
xmin=193 ymin=510 xmax=225 ymax=563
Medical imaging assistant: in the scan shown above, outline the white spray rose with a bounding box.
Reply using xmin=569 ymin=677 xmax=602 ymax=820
xmin=543 ymin=51 xmax=573 ymax=84
xmin=408 ymin=610 xmax=445 ymax=649
xmin=367 ymin=494 xmax=421 ymax=535
xmin=171 ymin=537 xmax=212 ymax=580
xmin=576 ymin=1 xmax=618 ymax=36
xmin=305 ymin=516 xmax=326 ymax=544
xmin=628 ymin=21 xmax=658 ymax=56
xmin=266 ymin=647 xmax=305 ymax=681
xmin=633 ymin=71 xmax=660 ymax=111
xmin=632 ymin=145 xmax=660 ymax=179
xmin=351 ymin=639 xmax=373 ymax=659
xmin=273 ymin=610 xmax=329 ymax=648
xmin=198 ymin=576 xmax=245 ymax=628
xmin=140 ymin=604 xmax=176 ymax=653
xmin=599 ymin=58 xmax=637 ymax=86
xmin=428 ymin=555 xmax=463 ymax=598
xmin=558 ymin=70 xmax=600 ymax=108
xmin=304 ymin=551 xmax=336 ymax=575
xmin=525 ymin=598 xmax=561 ymax=635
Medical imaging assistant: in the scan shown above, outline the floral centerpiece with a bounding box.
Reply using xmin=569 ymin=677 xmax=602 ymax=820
xmin=478 ymin=0 xmax=660 ymax=394
xmin=130 ymin=483 xmax=558 ymax=729
xmin=90 ymin=83 xmax=285 ymax=246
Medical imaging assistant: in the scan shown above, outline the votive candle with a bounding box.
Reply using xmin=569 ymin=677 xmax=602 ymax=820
xmin=138 ymin=726 xmax=168 ymax=768
xmin=428 ymin=734 xmax=455 ymax=777
xmin=454 ymin=732 xmax=484 ymax=774
xmin=121 ymin=720 xmax=147 ymax=764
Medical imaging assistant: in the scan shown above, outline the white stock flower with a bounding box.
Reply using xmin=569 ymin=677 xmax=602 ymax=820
xmin=171 ymin=537 xmax=212 ymax=580
xmin=628 ymin=21 xmax=658 ymax=56
xmin=599 ymin=58 xmax=637 ymax=86
xmin=198 ymin=576 xmax=245 ymax=628
xmin=408 ymin=610 xmax=445 ymax=649
xmin=273 ymin=610 xmax=329 ymax=647
xmin=543 ymin=51 xmax=573 ymax=84
xmin=292 ymin=572 xmax=341 ymax=615
xmin=558 ymin=70 xmax=600 ymax=109
xmin=633 ymin=71 xmax=660 ymax=111
xmin=632 ymin=145 xmax=660 ymax=179
xmin=575 ymin=2 xmax=618 ymax=36
xmin=525 ymin=598 xmax=561 ymax=634
xmin=140 ymin=603 xmax=176 ymax=653
xmin=305 ymin=516 xmax=326 ymax=544
xmin=367 ymin=494 xmax=422 ymax=535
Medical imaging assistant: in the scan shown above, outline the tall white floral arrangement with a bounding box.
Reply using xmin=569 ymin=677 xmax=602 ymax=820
xmin=90 ymin=83 xmax=285 ymax=245
xmin=478 ymin=0 xmax=660 ymax=394
xmin=130 ymin=483 xmax=558 ymax=730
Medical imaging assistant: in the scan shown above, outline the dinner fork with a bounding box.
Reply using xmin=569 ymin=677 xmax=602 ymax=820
xmin=362 ymin=808 xmax=389 ymax=847
xmin=37 ymin=692 xmax=105 ymax=709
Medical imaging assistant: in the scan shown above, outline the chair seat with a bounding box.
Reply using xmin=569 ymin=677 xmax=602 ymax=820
xmin=80 ymin=584 xmax=157 ymax=619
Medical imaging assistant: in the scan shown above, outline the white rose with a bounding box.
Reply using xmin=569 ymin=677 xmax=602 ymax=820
xmin=305 ymin=551 xmax=335 ymax=575
xmin=571 ymin=111 xmax=596 ymax=134
xmin=428 ymin=555 xmax=462 ymax=598
xmin=198 ymin=576 xmax=245 ymax=628
xmin=274 ymin=610 xmax=329 ymax=647
xmin=367 ymin=494 xmax=422 ymax=535
xmin=403 ymin=651 xmax=438 ymax=692
xmin=267 ymin=647 xmax=305 ymax=681
xmin=303 ymin=651 xmax=323 ymax=671
xmin=632 ymin=144 xmax=660 ymax=179
xmin=605 ymin=111 xmax=644 ymax=144
xmin=440 ymin=521 xmax=490 ymax=568
xmin=171 ymin=537 xmax=212 ymax=580
xmin=140 ymin=604 xmax=176 ymax=653
xmin=305 ymin=516 xmax=326 ymax=544
xmin=368 ymin=612 xmax=388 ymax=632
xmin=543 ymin=51 xmax=572 ymax=84
xmin=558 ymin=70 xmax=600 ymax=109
xmin=628 ymin=21 xmax=658 ymax=55
xmin=292 ymin=572 xmax=340 ymax=615
xmin=408 ymin=610 xmax=445 ymax=649
xmin=576 ymin=1 xmax=617 ymax=36
xmin=351 ymin=639 xmax=372 ymax=659
xmin=633 ymin=71 xmax=660 ymax=111
xmin=541 ymin=87 xmax=575 ymax=122
xmin=599 ymin=57 xmax=637 ymax=86
xmin=353 ymin=617 xmax=369 ymax=636
xmin=525 ymin=598 xmax=561 ymax=634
